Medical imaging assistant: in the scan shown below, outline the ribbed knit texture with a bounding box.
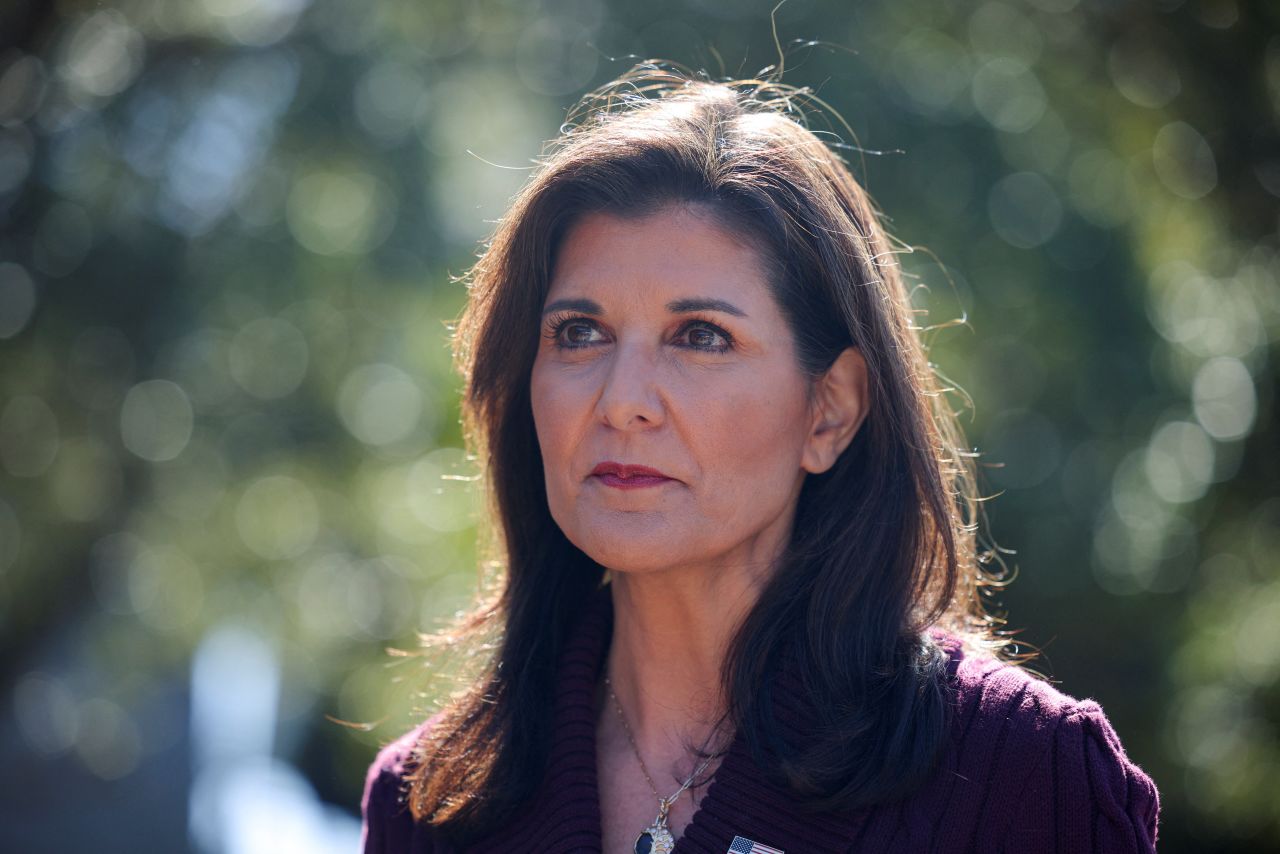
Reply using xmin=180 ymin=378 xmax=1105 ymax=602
xmin=362 ymin=588 xmax=1160 ymax=853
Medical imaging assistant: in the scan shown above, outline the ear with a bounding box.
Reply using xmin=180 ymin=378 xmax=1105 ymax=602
xmin=801 ymin=347 xmax=869 ymax=475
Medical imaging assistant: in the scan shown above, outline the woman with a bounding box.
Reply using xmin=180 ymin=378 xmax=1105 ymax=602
xmin=361 ymin=65 xmax=1160 ymax=853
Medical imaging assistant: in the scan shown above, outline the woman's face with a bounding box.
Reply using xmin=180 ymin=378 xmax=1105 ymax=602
xmin=529 ymin=204 xmax=831 ymax=578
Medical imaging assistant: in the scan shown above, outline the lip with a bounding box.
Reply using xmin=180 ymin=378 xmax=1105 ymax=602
xmin=589 ymin=461 xmax=676 ymax=489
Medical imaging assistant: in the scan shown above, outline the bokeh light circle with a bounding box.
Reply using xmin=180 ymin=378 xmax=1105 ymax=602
xmin=119 ymin=379 xmax=194 ymax=462
xmin=337 ymin=363 xmax=426 ymax=447
xmin=236 ymin=474 xmax=320 ymax=560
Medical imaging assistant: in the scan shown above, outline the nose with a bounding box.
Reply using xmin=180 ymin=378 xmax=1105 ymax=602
xmin=595 ymin=340 xmax=665 ymax=431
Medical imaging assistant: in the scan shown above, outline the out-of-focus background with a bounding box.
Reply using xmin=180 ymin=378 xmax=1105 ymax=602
xmin=0 ymin=0 xmax=1275 ymax=850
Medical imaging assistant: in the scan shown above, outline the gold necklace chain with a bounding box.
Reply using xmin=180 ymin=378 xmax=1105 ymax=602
xmin=603 ymin=675 xmax=719 ymax=814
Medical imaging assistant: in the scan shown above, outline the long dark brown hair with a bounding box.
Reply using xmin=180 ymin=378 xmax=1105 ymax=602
xmin=403 ymin=63 xmax=1012 ymax=840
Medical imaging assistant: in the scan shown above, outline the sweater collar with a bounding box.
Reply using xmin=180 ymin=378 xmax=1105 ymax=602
xmin=481 ymin=584 xmax=872 ymax=854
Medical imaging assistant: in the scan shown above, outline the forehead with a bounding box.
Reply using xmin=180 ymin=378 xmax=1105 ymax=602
xmin=546 ymin=205 xmax=775 ymax=307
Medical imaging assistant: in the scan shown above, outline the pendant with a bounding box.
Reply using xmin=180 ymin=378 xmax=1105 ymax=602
xmin=634 ymin=799 xmax=676 ymax=854
xmin=634 ymin=821 xmax=675 ymax=854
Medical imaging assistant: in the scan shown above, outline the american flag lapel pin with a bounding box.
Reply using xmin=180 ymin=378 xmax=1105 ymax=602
xmin=727 ymin=836 xmax=784 ymax=854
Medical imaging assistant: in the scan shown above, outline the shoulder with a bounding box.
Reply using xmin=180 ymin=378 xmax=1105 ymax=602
xmin=927 ymin=633 xmax=1161 ymax=852
xmin=360 ymin=715 xmax=440 ymax=854
xmin=941 ymin=633 xmax=1078 ymax=730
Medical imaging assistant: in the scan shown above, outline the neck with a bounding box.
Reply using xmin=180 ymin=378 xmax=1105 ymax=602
xmin=603 ymin=561 xmax=764 ymax=782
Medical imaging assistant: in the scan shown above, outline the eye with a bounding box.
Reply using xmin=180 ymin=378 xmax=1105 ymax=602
xmin=545 ymin=314 xmax=606 ymax=349
xmin=542 ymin=313 xmax=735 ymax=353
xmin=676 ymin=320 xmax=733 ymax=353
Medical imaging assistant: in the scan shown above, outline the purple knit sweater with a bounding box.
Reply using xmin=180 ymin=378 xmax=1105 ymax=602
xmin=362 ymin=589 xmax=1160 ymax=853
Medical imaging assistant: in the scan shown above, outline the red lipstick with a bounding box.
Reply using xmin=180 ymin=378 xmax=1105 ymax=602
xmin=589 ymin=461 xmax=674 ymax=489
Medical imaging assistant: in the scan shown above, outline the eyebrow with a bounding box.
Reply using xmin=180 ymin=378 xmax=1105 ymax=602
xmin=666 ymin=297 xmax=747 ymax=317
xmin=542 ymin=298 xmax=602 ymax=316
xmin=541 ymin=296 xmax=747 ymax=317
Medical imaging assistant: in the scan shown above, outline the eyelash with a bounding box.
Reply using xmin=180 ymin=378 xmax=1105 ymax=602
xmin=542 ymin=312 xmax=735 ymax=353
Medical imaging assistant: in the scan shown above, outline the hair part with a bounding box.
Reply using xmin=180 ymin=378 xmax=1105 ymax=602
xmin=403 ymin=63 xmax=1014 ymax=840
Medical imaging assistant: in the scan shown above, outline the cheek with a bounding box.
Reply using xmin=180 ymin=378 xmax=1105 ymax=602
xmin=529 ymin=366 xmax=561 ymax=456
xmin=694 ymin=378 xmax=811 ymax=491
xmin=530 ymin=364 xmax=585 ymax=482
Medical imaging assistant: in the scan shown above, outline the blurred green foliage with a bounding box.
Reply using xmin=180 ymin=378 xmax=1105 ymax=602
xmin=0 ymin=0 xmax=1277 ymax=851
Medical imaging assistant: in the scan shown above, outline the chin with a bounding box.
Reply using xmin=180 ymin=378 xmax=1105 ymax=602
xmin=569 ymin=528 xmax=689 ymax=575
xmin=597 ymin=555 xmax=682 ymax=575
xmin=550 ymin=500 xmax=703 ymax=573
